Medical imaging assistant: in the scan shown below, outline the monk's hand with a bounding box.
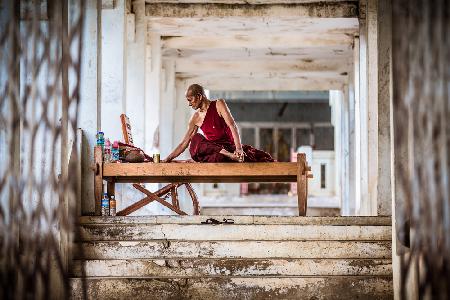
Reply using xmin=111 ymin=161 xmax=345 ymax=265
xmin=161 ymin=157 xmax=171 ymax=163
xmin=234 ymin=149 xmax=245 ymax=162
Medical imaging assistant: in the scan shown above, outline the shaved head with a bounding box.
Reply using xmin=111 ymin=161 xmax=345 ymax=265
xmin=186 ymin=84 xmax=206 ymax=97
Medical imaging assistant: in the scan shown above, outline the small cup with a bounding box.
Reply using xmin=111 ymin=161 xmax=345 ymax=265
xmin=153 ymin=153 xmax=160 ymax=163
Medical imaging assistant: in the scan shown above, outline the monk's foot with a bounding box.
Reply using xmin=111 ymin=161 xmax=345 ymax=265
xmin=219 ymin=149 xmax=240 ymax=162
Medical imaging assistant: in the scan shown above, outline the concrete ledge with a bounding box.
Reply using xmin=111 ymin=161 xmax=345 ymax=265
xmin=70 ymin=276 xmax=393 ymax=300
xmin=71 ymin=258 xmax=392 ymax=277
xmin=78 ymin=224 xmax=392 ymax=241
xmin=78 ymin=215 xmax=392 ymax=225
xmin=75 ymin=240 xmax=391 ymax=259
xmin=200 ymin=206 xmax=341 ymax=216
xmin=145 ymin=3 xmax=358 ymax=18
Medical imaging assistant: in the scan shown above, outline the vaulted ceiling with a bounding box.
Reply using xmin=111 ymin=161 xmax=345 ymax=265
xmin=145 ymin=1 xmax=359 ymax=91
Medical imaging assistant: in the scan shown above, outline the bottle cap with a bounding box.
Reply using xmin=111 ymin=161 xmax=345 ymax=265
xmin=105 ymin=139 xmax=111 ymax=146
xmin=113 ymin=141 xmax=119 ymax=148
xmin=104 ymin=193 xmax=108 ymax=196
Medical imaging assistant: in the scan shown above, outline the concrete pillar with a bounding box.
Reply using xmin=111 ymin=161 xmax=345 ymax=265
xmin=358 ymin=0 xmax=371 ymax=215
xmin=126 ymin=0 xmax=146 ymax=148
xmin=366 ymin=0 xmax=392 ymax=216
xmin=173 ymin=80 xmax=192 ymax=159
xmin=79 ymin=0 xmax=100 ymax=214
xmin=354 ymin=36 xmax=362 ymax=214
xmin=145 ymin=33 xmax=162 ymax=154
xmin=122 ymin=0 xmax=155 ymax=213
xmin=330 ymin=90 xmax=342 ymax=209
xmin=101 ymin=0 xmax=127 ymax=141
xmin=100 ymin=0 xmax=127 ymax=205
xmin=160 ymin=59 xmax=176 ymax=157
xmin=348 ymin=71 xmax=357 ymax=215
xmin=341 ymin=87 xmax=350 ymax=215
xmin=367 ymin=0 xmax=378 ymax=216
xmin=375 ymin=0 xmax=392 ymax=216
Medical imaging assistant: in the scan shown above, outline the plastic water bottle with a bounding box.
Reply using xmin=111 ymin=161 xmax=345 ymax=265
xmin=109 ymin=195 xmax=116 ymax=216
xmin=101 ymin=193 xmax=109 ymax=216
xmin=104 ymin=139 xmax=111 ymax=162
xmin=96 ymin=131 xmax=105 ymax=150
xmin=112 ymin=140 xmax=120 ymax=162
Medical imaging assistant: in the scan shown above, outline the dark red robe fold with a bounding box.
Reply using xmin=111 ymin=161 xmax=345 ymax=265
xmin=189 ymin=101 xmax=274 ymax=163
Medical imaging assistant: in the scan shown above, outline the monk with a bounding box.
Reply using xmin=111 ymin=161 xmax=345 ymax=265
xmin=162 ymin=84 xmax=274 ymax=163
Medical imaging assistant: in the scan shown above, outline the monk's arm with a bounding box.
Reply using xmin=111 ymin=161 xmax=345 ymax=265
xmin=163 ymin=117 xmax=198 ymax=162
xmin=216 ymin=99 xmax=243 ymax=152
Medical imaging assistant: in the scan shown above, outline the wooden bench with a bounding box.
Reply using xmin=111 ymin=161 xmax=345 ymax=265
xmin=93 ymin=151 xmax=312 ymax=216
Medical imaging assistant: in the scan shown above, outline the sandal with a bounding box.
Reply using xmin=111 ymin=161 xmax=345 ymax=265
xmin=200 ymin=218 xmax=235 ymax=225
xmin=222 ymin=218 xmax=235 ymax=224
xmin=201 ymin=218 xmax=222 ymax=225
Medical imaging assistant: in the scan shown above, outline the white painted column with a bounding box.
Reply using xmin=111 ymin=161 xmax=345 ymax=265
xmin=122 ymin=0 xmax=154 ymax=214
xmin=354 ymin=36 xmax=362 ymax=214
xmin=101 ymin=0 xmax=126 ymax=141
xmin=101 ymin=0 xmax=127 ymax=204
xmin=173 ymin=80 xmax=192 ymax=159
xmin=330 ymin=90 xmax=342 ymax=209
xmin=348 ymin=73 xmax=357 ymax=215
xmin=341 ymin=87 xmax=350 ymax=215
xmin=160 ymin=59 xmax=176 ymax=157
xmin=140 ymin=33 xmax=165 ymax=214
xmin=358 ymin=0 xmax=370 ymax=215
xmin=78 ymin=0 xmax=100 ymax=214
xmin=375 ymin=0 xmax=392 ymax=216
xmin=126 ymin=0 xmax=146 ymax=148
xmin=145 ymin=33 xmax=162 ymax=154
xmin=367 ymin=0 xmax=379 ymax=216
xmin=366 ymin=0 xmax=392 ymax=216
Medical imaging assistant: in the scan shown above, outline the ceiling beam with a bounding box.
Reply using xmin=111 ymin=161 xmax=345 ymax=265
xmin=148 ymin=17 xmax=358 ymax=36
xmin=163 ymin=48 xmax=353 ymax=61
xmin=175 ymin=59 xmax=351 ymax=74
xmin=178 ymin=71 xmax=348 ymax=79
xmin=161 ymin=34 xmax=354 ymax=50
xmin=177 ymin=76 xmax=345 ymax=91
xmin=145 ymin=2 xmax=358 ymax=18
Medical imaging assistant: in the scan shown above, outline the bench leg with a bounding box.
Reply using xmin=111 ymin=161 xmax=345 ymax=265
xmin=94 ymin=146 xmax=103 ymax=216
xmin=133 ymin=183 xmax=188 ymax=215
xmin=185 ymin=183 xmax=200 ymax=215
xmin=117 ymin=183 xmax=177 ymax=216
xmin=171 ymin=186 xmax=180 ymax=209
xmin=107 ymin=181 xmax=115 ymax=199
xmin=297 ymin=153 xmax=307 ymax=216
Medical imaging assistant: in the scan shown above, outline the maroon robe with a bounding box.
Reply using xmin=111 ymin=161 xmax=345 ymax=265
xmin=189 ymin=101 xmax=274 ymax=163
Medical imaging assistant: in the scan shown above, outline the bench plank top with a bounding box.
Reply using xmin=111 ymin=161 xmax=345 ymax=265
xmin=103 ymin=162 xmax=299 ymax=183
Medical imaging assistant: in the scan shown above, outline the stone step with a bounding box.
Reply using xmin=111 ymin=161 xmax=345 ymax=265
xmin=71 ymin=258 xmax=392 ymax=277
xmin=74 ymin=240 xmax=391 ymax=260
xmin=200 ymin=206 xmax=340 ymax=216
xmin=78 ymin=215 xmax=391 ymax=226
xmin=78 ymin=223 xmax=391 ymax=241
xmin=70 ymin=276 xmax=393 ymax=300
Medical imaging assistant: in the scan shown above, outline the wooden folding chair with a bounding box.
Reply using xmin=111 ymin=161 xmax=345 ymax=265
xmin=115 ymin=114 xmax=200 ymax=216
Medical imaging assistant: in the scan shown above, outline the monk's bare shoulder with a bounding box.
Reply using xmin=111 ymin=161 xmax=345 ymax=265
xmin=216 ymin=98 xmax=226 ymax=106
xmin=216 ymin=99 xmax=228 ymax=117
xmin=190 ymin=110 xmax=203 ymax=127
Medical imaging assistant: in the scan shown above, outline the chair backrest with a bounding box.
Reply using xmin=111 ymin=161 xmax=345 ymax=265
xmin=120 ymin=114 xmax=134 ymax=146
